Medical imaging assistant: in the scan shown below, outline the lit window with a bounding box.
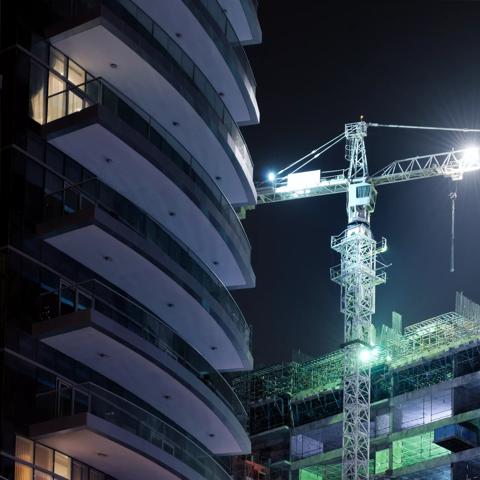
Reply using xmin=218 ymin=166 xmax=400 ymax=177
xmin=34 ymin=471 xmax=53 ymax=480
xmin=50 ymin=48 xmax=67 ymax=76
xmin=67 ymin=60 xmax=86 ymax=87
xmin=54 ymin=452 xmax=71 ymax=479
xmin=16 ymin=436 xmax=34 ymax=463
xmin=35 ymin=443 xmax=53 ymax=471
xmin=15 ymin=463 xmax=33 ymax=480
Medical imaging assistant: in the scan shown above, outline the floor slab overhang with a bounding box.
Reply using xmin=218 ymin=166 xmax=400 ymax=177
xmin=30 ymin=413 xmax=206 ymax=480
xmin=43 ymin=106 xmax=255 ymax=290
xmin=46 ymin=4 xmax=256 ymax=205
xmin=37 ymin=206 xmax=253 ymax=371
xmin=33 ymin=308 xmax=250 ymax=454
xmin=131 ymin=0 xmax=259 ymax=125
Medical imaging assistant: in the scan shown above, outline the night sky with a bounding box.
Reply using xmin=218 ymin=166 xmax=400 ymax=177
xmin=234 ymin=1 xmax=480 ymax=367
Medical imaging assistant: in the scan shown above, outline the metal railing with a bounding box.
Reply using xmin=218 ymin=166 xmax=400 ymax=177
xmin=46 ymin=0 xmax=253 ymax=174
xmin=44 ymin=73 xmax=251 ymax=257
xmin=38 ymin=279 xmax=247 ymax=422
xmin=42 ymin=173 xmax=251 ymax=347
xmin=188 ymin=0 xmax=256 ymax=96
xmin=35 ymin=380 xmax=232 ymax=480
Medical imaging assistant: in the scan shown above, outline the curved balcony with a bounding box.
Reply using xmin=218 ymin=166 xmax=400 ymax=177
xmin=31 ymin=382 xmax=232 ymax=480
xmin=37 ymin=177 xmax=252 ymax=371
xmin=34 ymin=280 xmax=249 ymax=454
xmin=35 ymin=68 xmax=254 ymax=289
xmin=45 ymin=0 xmax=255 ymax=205
xmin=131 ymin=0 xmax=259 ymax=124
xmin=217 ymin=0 xmax=262 ymax=45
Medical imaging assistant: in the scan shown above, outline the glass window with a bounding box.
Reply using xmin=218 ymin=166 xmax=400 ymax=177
xmin=25 ymin=158 xmax=44 ymax=189
xmin=16 ymin=436 xmax=34 ymax=463
xmin=48 ymin=72 xmax=66 ymax=97
xmin=67 ymin=60 xmax=85 ymax=87
xmin=46 ymin=145 xmax=65 ymax=174
xmin=34 ymin=471 xmax=53 ymax=480
xmin=15 ymin=463 xmax=33 ymax=480
xmin=67 ymin=91 xmax=84 ymax=115
xmin=356 ymin=185 xmax=370 ymax=198
xmin=89 ymin=470 xmax=104 ymax=480
xmin=65 ymin=157 xmax=82 ymax=183
xmin=50 ymin=48 xmax=66 ymax=76
xmin=54 ymin=452 xmax=71 ymax=479
xmin=35 ymin=443 xmax=53 ymax=471
xmin=47 ymin=90 xmax=66 ymax=122
xmin=29 ymin=60 xmax=47 ymax=124
xmin=72 ymin=461 xmax=88 ymax=480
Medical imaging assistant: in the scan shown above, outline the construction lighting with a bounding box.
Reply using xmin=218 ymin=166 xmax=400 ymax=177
xmin=359 ymin=346 xmax=380 ymax=364
xmin=267 ymin=172 xmax=276 ymax=182
xmin=359 ymin=349 xmax=371 ymax=363
xmin=460 ymin=147 xmax=480 ymax=171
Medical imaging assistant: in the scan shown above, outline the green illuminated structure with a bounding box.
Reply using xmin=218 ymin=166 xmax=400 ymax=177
xmin=233 ymin=293 xmax=480 ymax=479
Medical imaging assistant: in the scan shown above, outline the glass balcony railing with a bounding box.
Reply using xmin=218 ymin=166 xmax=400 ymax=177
xmin=38 ymin=279 xmax=246 ymax=423
xmin=42 ymin=170 xmax=251 ymax=349
xmin=37 ymin=61 xmax=251 ymax=259
xmin=34 ymin=381 xmax=232 ymax=480
xmin=45 ymin=0 xmax=253 ymax=176
xmin=186 ymin=0 xmax=256 ymax=99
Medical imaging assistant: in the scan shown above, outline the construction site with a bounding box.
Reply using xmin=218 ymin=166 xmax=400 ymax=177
xmin=233 ymin=292 xmax=480 ymax=479
xmin=231 ymin=120 xmax=480 ymax=480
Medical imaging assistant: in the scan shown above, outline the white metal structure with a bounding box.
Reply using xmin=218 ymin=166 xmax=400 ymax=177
xmin=254 ymin=121 xmax=480 ymax=480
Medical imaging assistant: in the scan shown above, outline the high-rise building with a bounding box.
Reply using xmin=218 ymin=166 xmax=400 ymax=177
xmin=234 ymin=293 xmax=480 ymax=480
xmin=0 ymin=1 xmax=261 ymax=479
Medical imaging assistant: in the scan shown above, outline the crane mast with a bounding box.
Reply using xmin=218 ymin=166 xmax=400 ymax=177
xmin=332 ymin=122 xmax=386 ymax=480
xmin=251 ymin=121 xmax=480 ymax=480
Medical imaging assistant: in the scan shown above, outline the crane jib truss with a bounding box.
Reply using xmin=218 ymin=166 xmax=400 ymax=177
xmin=253 ymin=121 xmax=480 ymax=480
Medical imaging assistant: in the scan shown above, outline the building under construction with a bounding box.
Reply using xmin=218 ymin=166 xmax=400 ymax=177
xmin=233 ymin=292 xmax=480 ymax=480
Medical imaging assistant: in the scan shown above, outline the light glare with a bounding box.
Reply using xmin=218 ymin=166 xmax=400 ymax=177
xmin=267 ymin=172 xmax=276 ymax=182
xmin=461 ymin=147 xmax=480 ymax=170
xmin=359 ymin=348 xmax=371 ymax=363
xmin=359 ymin=345 xmax=380 ymax=364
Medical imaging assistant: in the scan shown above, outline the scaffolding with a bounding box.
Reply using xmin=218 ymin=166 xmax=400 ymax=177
xmin=234 ymin=293 xmax=480 ymax=411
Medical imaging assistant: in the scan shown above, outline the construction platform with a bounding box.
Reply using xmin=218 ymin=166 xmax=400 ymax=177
xmin=232 ymin=293 xmax=480 ymax=480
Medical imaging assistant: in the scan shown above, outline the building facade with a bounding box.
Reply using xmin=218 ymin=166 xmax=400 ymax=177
xmin=234 ymin=293 xmax=480 ymax=480
xmin=0 ymin=1 xmax=261 ymax=479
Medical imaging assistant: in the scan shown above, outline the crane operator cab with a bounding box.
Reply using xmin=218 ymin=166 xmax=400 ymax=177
xmin=347 ymin=180 xmax=377 ymax=225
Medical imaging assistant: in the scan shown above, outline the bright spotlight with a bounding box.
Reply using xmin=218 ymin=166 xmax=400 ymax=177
xmin=359 ymin=348 xmax=371 ymax=363
xmin=267 ymin=172 xmax=276 ymax=182
xmin=461 ymin=147 xmax=480 ymax=170
xmin=359 ymin=346 xmax=380 ymax=364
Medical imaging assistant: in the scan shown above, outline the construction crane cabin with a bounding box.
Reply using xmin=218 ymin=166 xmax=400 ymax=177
xmin=252 ymin=121 xmax=480 ymax=480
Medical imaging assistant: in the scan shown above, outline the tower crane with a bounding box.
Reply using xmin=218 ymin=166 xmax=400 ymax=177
xmin=253 ymin=121 xmax=480 ymax=480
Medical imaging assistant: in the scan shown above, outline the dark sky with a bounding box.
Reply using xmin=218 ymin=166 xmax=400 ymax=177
xmin=234 ymin=1 xmax=480 ymax=367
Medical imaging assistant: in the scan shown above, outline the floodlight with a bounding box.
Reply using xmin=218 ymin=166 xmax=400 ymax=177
xmin=359 ymin=345 xmax=380 ymax=364
xmin=460 ymin=146 xmax=480 ymax=171
xmin=359 ymin=348 xmax=371 ymax=363
xmin=267 ymin=172 xmax=276 ymax=182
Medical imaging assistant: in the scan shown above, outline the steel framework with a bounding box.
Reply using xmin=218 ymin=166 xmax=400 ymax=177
xmin=330 ymin=123 xmax=386 ymax=480
xmin=250 ymin=121 xmax=480 ymax=479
